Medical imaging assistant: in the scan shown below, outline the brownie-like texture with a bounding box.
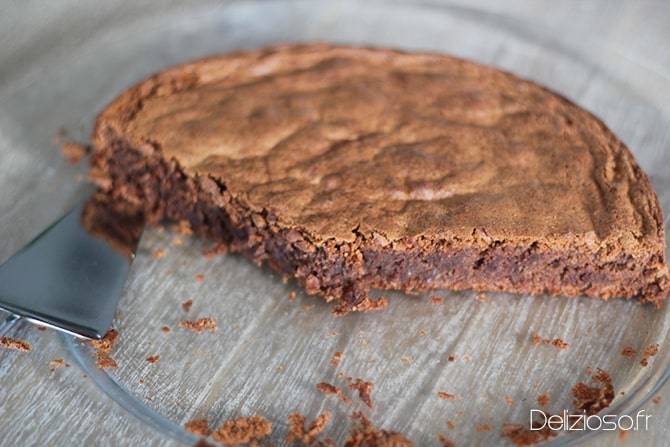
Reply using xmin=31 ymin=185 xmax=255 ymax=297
xmin=90 ymin=44 xmax=670 ymax=311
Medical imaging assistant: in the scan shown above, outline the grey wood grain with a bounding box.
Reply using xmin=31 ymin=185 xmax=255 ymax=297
xmin=1 ymin=1 xmax=670 ymax=446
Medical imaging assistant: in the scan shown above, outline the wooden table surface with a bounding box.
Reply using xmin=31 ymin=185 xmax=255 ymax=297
xmin=1 ymin=1 xmax=669 ymax=446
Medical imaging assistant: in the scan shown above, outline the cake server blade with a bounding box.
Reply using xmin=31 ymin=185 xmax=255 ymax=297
xmin=0 ymin=194 xmax=143 ymax=339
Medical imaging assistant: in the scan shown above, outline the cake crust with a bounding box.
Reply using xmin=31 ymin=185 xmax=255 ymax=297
xmin=91 ymin=44 xmax=669 ymax=310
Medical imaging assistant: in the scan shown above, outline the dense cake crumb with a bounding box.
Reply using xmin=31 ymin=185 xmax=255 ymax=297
xmin=652 ymin=395 xmax=662 ymax=405
xmin=537 ymin=393 xmax=550 ymax=407
xmin=330 ymin=351 xmax=343 ymax=367
xmin=346 ymin=378 xmax=374 ymax=408
xmin=430 ymin=296 xmax=444 ymax=305
xmin=172 ymin=220 xmax=193 ymax=235
xmin=202 ymin=243 xmax=228 ymax=260
xmin=89 ymin=329 xmax=119 ymax=369
xmin=48 ymin=358 xmax=68 ymax=371
xmin=446 ymin=420 xmax=456 ymax=430
xmin=194 ymin=274 xmax=205 ymax=283
xmin=437 ymin=434 xmax=455 ymax=447
xmin=287 ymin=411 xmax=332 ymax=445
xmin=146 ymin=355 xmax=160 ymax=364
xmin=531 ymin=335 xmax=569 ymax=350
xmin=621 ymin=346 xmax=637 ymax=358
xmin=572 ymin=368 xmax=614 ymax=415
xmin=501 ymin=423 xmax=555 ymax=447
xmin=211 ymin=415 xmax=272 ymax=445
xmin=182 ymin=299 xmax=193 ymax=312
xmin=0 ymin=336 xmax=31 ymax=352
xmin=185 ymin=419 xmax=211 ymax=437
xmin=316 ymin=382 xmax=351 ymax=404
xmin=61 ymin=141 xmax=90 ymax=164
xmin=153 ymin=249 xmax=166 ymax=259
xmin=640 ymin=343 xmax=659 ymax=366
xmin=437 ymin=392 xmax=459 ymax=401
xmin=475 ymin=424 xmax=492 ymax=432
xmin=357 ymin=297 xmax=389 ymax=312
xmin=344 ymin=412 xmax=413 ymax=447
xmin=179 ymin=318 xmax=217 ymax=332
xmin=161 ymin=325 xmax=171 ymax=333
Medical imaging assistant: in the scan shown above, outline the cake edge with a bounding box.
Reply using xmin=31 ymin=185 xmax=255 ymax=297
xmin=89 ymin=128 xmax=670 ymax=311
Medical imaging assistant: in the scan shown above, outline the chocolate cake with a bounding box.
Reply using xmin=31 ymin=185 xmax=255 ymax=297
xmin=90 ymin=44 xmax=670 ymax=312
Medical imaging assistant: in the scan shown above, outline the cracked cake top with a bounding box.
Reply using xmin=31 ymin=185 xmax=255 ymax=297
xmin=94 ymin=44 xmax=664 ymax=253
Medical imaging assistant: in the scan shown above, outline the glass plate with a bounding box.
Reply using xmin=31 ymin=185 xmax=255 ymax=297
xmin=1 ymin=1 xmax=669 ymax=445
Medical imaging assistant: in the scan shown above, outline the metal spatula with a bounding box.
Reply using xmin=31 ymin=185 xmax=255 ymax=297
xmin=0 ymin=193 xmax=143 ymax=339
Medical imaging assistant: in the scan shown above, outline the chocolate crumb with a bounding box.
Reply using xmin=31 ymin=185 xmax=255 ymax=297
xmin=173 ymin=220 xmax=193 ymax=235
xmin=438 ymin=434 xmax=455 ymax=447
xmin=316 ymin=382 xmax=351 ymax=404
xmin=211 ymin=415 xmax=272 ymax=445
xmin=192 ymin=439 xmax=216 ymax=447
xmin=330 ymin=351 xmax=343 ymax=367
xmin=572 ymin=368 xmax=614 ymax=415
xmin=550 ymin=339 xmax=569 ymax=349
xmin=501 ymin=423 xmax=555 ymax=447
xmin=346 ymin=378 xmax=374 ymax=408
xmin=437 ymin=392 xmax=460 ymax=401
xmin=89 ymin=329 xmax=119 ymax=369
xmin=621 ymin=346 xmax=637 ymax=358
xmin=161 ymin=326 xmax=171 ymax=333
xmin=146 ymin=355 xmax=160 ymax=364
xmin=643 ymin=344 xmax=659 ymax=357
xmin=179 ymin=318 xmax=217 ymax=332
xmin=652 ymin=395 xmax=662 ymax=405
xmin=640 ymin=343 xmax=659 ymax=367
xmin=287 ymin=411 xmax=331 ymax=445
xmin=185 ymin=419 xmax=211 ymax=437
xmin=0 ymin=336 xmax=32 ymax=352
xmin=350 ymin=296 xmax=388 ymax=313
xmin=430 ymin=296 xmax=444 ymax=305
xmin=48 ymin=358 xmax=68 ymax=371
xmin=37 ymin=326 xmax=47 ymax=331
xmin=182 ymin=299 xmax=193 ymax=312
xmin=532 ymin=334 xmax=569 ymax=350
xmin=61 ymin=141 xmax=90 ymax=165
xmin=537 ymin=393 xmax=550 ymax=407
xmin=447 ymin=355 xmax=456 ymax=362
xmin=344 ymin=412 xmax=413 ymax=447
xmin=96 ymin=355 xmax=117 ymax=369
xmin=202 ymin=243 xmax=228 ymax=260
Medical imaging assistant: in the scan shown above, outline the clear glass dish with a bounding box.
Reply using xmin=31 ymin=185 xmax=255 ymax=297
xmin=1 ymin=1 xmax=669 ymax=445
